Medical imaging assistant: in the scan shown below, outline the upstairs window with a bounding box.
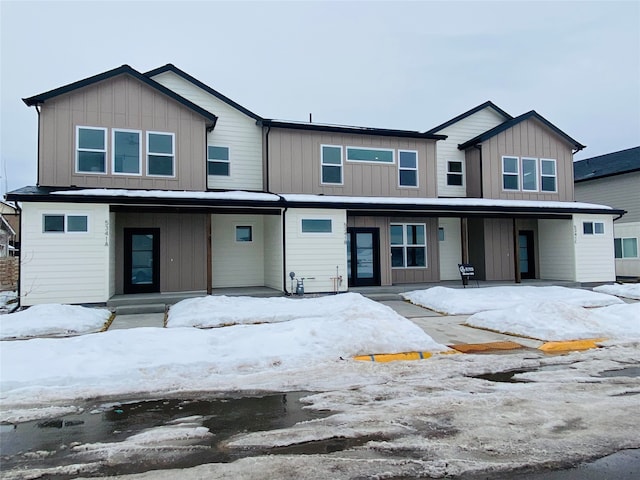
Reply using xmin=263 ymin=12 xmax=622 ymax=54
xmin=502 ymin=156 xmax=519 ymax=190
xmin=346 ymin=147 xmax=394 ymax=164
xmin=208 ymin=146 xmax=230 ymax=176
xmin=614 ymin=238 xmax=638 ymax=258
xmin=398 ymin=150 xmax=418 ymax=187
xmin=390 ymin=223 xmax=426 ymax=268
xmin=522 ymin=157 xmax=538 ymax=191
xmin=541 ymin=159 xmax=557 ymax=192
xmin=583 ymin=221 xmax=604 ymax=235
xmin=77 ymin=127 xmax=107 ymax=173
xmin=321 ymin=145 xmax=343 ymax=184
xmin=43 ymin=214 xmax=88 ymax=233
xmin=447 ymin=161 xmax=463 ymax=186
xmin=113 ymin=129 xmax=141 ymax=175
xmin=147 ymin=132 xmax=174 ymax=177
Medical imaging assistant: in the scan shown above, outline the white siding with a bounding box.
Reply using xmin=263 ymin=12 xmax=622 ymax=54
xmin=434 ymin=108 xmax=507 ymax=197
xmin=573 ymin=214 xmax=616 ymax=282
xmin=108 ymin=212 xmax=116 ymax=297
xmin=538 ymin=219 xmax=576 ymax=281
xmin=264 ymin=214 xmax=283 ymax=290
xmin=613 ymin=221 xmax=640 ymax=277
xmin=20 ymin=202 xmax=110 ymax=305
xmin=285 ymin=208 xmax=348 ymax=293
xmin=150 ymin=72 xmax=263 ymax=191
xmin=211 ymin=214 xmax=265 ymax=288
xmin=438 ymin=218 xmax=462 ymax=280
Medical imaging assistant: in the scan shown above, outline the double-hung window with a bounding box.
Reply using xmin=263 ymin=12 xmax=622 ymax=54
xmin=321 ymin=145 xmax=342 ymax=184
xmin=447 ymin=161 xmax=463 ymax=186
xmin=540 ymin=159 xmax=557 ymax=192
xmin=583 ymin=221 xmax=604 ymax=235
xmin=614 ymin=238 xmax=638 ymax=258
xmin=398 ymin=150 xmax=418 ymax=187
xmin=502 ymin=156 xmax=519 ymax=190
xmin=147 ymin=132 xmax=174 ymax=176
xmin=77 ymin=127 xmax=107 ymax=173
xmin=208 ymin=146 xmax=230 ymax=176
xmin=43 ymin=214 xmax=88 ymax=233
xmin=113 ymin=129 xmax=141 ymax=174
xmin=521 ymin=157 xmax=538 ymax=191
xmin=390 ymin=223 xmax=426 ymax=268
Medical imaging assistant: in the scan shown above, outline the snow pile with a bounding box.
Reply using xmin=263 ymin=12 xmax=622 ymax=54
xmin=466 ymin=301 xmax=640 ymax=341
xmin=594 ymin=283 xmax=640 ymax=300
xmin=0 ymin=290 xmax=18 ymax=314
xmin=402 ymin=286 xmax=622 ymax=315
xmin=0 ymin=304 xmax=111 ymax=340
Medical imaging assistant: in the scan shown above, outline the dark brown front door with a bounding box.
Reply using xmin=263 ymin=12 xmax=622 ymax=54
xmin=124 ymin=228 xmax=160 ymax=294
xmin=347 ymin=228 xmax=380 ymax=287
xmin=518 ymin=230 xmax=535 ymax=279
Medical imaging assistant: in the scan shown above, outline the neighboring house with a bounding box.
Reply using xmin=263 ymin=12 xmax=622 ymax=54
xmin=0 ymin=201 xmax=18 ymax=257
xmin=6 ymin=64 xmax=624 ymax=306
xmin=574 ymin=147 xmax=640 ymax=279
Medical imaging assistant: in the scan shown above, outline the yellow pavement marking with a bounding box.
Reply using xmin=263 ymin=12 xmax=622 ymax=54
xmin=101 ymin=313 xmax=116 ymax=332
xmin=354 ymin=351 xmax=433 ymax=362
xmin=450 ymin=341 xmax=524 ymax=353
xmin=539 ymin=338 xmax=606 ymax=353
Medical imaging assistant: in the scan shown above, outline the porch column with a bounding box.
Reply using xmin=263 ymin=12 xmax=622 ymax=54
xmin=461 ymin=217 xmax=469 ymax=264
xmin=206 ymin=214 xmax=212 ymax=294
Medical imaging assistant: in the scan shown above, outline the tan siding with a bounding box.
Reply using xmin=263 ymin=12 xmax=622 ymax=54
xmin=575 ymin=172 xmax=640 ymax=223
xmin=38 ymin=75 xmax=207 ymax=190
xmin=464 ymin=147 xmax=482 ymax=198
xmin=483 ymin=218 xmax=515 ymax=281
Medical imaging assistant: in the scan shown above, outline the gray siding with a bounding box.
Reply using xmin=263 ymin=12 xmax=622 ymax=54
xmin=465 ymin=147 xmax=482 ymax=198
xmin=115 ymin=212 xmax=207 ymax=294
xmin=483 ymin=218 xmax=515 ymax=281
xmin=268 ymin=129 xmax=437 ymax=198
xmin=574 ymin=171 xmax=640 ymax=223
xmin=38 ymin=75 xmax=207 ymax=190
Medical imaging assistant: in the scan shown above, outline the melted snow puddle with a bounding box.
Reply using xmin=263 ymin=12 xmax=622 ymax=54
xmin=1 ymin=392 xmax=327 ymax=478
xmin=472 ymin=364 xmax=640 ymax=384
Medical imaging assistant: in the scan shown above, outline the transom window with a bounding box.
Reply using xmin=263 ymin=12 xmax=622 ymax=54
xmin=541 ymin=159 xmax=557 ymax=192
xmin=521 ymin=157 xmax=538 ymax=191
xmin=447 ymin=161 xmax=463 ymax=186
xmin=301 ymin=219 xmax=332 ymax=233
xmin=346 ymin=147 xmax=394 ymax=164
xmin=235 ymin=225 xmax=253 ymax=242
xmin=502 ymin=156 xmax=519 ymax=190
xmin=77 ymin=127 xmax=107 ymax=173
xmin=398 ymin=150 xmax=418 ymax=187
xmin=147 ymin=132 xmax=174 ymax=176
xmin=614 ymin=237 xmax=638 ymax=258
xmin=113 ymin=129 xmax=141 ymax=174
xmin=321 ymin=145 xmax=343 ymax=184
xmin=43 ymin=214 xmax=88 ymax=233
xmin=208 ymin=146 xmax=230 ymax=176
xmin=583 ymin=221 xmax=604 ymax=235
xmin=390 ymin=223 xmax=426 ymax=268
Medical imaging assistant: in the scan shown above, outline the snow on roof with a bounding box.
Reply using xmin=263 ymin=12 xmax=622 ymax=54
xmin=52 ymin=189 xmax=281 ymax=202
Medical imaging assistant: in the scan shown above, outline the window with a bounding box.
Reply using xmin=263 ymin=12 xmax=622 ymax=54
xmin=541 ymin=159 xmax=557 ymax=192
xmin=521 ymin=157 xmax=538 ymax=191
xmin=208 ymin=146 xmax=230 ymax=176
xmin=43 ymin=214 xmax=88 ymax=233
xmin=398 ymin=150 xmax=418 ymax=187
xmin=447 ymin=161 xmax=463 ymax=186
xmin=77 ymin=127 xmax=107 ymax=173
xmin=301 ymin=219 xmax=332 ymax=233
xmin=113 ymin=129 xmax=141 ymax=174
xmin=235 ymin=226 xmax=253 ymax=242
xmin=346 ymin=147 xmax=394 ymax=164
xmin=583 ymin=221 xmax=605 ymax=235
xmin=147 ymin=132 xmax=174 ymax=176
xmin=321 ymin=145 xmax=342 ymax=184
xmin=614 ymin=238 xmax=638 ymax=258
xmin=502 ymin=156 xmax=519 ymax=190
xmin=438 ymin=227 xmax=445 ymax=241
xmin=390 ymin=223 xmax=426 ymax=268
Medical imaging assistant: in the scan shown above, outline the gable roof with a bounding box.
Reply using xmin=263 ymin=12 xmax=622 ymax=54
xmin=424 ymin=101 xmax=512 ymax=134
xmin=574 ymin=146 xmax=640 ymax=182
xmin=0 ymin=215 xmax=16 ymax=236
xmin=22 ymin=65 xmax=218 ymax=130
xmin=144 ymin=64 xmax=263 ymax=121
xmin=458 ymin=110 xmax=586 ymax=151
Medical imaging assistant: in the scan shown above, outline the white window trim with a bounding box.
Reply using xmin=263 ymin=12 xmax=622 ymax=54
xmin=502 ymin=156 xmax=520 ymax=191
xmin=521 ymin=157 xmax=539 ymax=192
xmin=234 ymin=224 xmax=254 ymax=243
xmin=146 ymin=131 xmax=175 ymax=178
xmin=446 ymin=160 xmax=464 ymax=187
xmin=390 ymin=223 xmax=427 ymax=269
xmin=398 ymin=149 xmax=419 ymax=188
xmin=346 ymin=146 xmax=395 ymax=165
xmin=208 ymin=145 xmax=231 ymax=177
xmin=76 ymin=126 xmax=107 ymax=174
xmin=320 ymin=144 xmax=343 ymax=185
xmin=615 ymin=237 xmax=639 ymax=258
xmin=300 ymin=218 xmax=333 ymax=235
xmin=582 ymin=221 xmax=605 ymax=236
xmin=540 ymin=158 xmax=557 ymax=193
xmin=42 ymin=213 xmax=89 ymax=234
xmin=112 ymin=128 xmax=142 ymax=176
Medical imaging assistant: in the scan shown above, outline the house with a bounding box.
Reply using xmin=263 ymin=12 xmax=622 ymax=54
xmin=6 ymin=64 xmax=624 ymax=306
xmin=0 ymin=200 xmax=18 ymax=257
xmin=574 ymin=146 xmax=640 ymax=279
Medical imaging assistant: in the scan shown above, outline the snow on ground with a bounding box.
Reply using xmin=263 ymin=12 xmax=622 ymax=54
xmin=0 ymin=290 xmax=18 ymax=314
xmin=594 ymin=283 xmax=640 ymax=300
xmin=0 ymin=304 xmax=111 ymax=340
xmin=402 ymin=285 xmax=622 ymax=315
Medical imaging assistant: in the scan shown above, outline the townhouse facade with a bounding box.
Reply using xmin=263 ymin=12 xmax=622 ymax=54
xmin=6 ymin=65 xmax=623 ymax=306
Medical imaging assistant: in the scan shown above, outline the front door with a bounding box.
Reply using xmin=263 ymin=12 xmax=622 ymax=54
xmin=347 ymin=228 xmax=380 ymax=287
xmin=518 ymin=230 xmax=535 ymax=280
xmin=124 ymin=228 xmax=160 ymax=294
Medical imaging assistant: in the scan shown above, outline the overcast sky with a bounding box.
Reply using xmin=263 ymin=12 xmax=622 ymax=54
xmin=1 ymin=0 xmax=639 ymax=196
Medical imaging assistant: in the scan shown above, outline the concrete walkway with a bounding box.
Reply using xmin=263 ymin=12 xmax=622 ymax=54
xmin=108 ymin=313 xmax=165 ymax=330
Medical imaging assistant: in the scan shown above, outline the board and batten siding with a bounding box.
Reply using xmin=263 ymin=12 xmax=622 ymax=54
xmin=347 ymin=216 xmax=392 ymax=286
xmin=268 ymin=129 xmax=437 ymax=198
xmin=482 ymin=218 xmax=515 ymax=281
xmin=574 ymin=171 xmax=640 ymax=224
xmin=537 ymin=219 xmax=576 ymax=281
xmin=465 ymin=118 xmax=575 ymax=201
xmin=263 ymin=214 xmax=283 ymax=290
xmin=20 ymin=202 xmax=110 ymax=306
xmin=573 ymin=214 xmax=616 ymax=282
xmin=150 ymin=71 xmax=264 ymax=191
xmin=438 ymin=218 xmax=462 ymax=280
xmin=285 ymin=208 xmax=348 ymax=293
xmin=434 ymin=108 xmax=507 ymax=198
xmin=38 ymin=75 xmax=207 ymax=190
xmin=211 ymin=214 xmax=265 ymax=288
xmin=613 ymin=222 xmax=640 ymax=277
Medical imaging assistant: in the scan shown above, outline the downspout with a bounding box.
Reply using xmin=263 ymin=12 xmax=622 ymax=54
xmin=474 ymin=144 xmax=483 ymax=198
xmin=280 ymin=200 xmax=289 ymax=295
xmin=35 ymin=104 xmax=41 ymax=186
xmin=265 ymin=125 xmax=271 ymax=193
xmin=16 ymin=202 xmax=22 ymax=306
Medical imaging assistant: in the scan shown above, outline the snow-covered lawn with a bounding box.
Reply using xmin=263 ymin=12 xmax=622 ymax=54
xmin=0 ymin=290 xmax=18 ymax=314
xmin=0 ymin=304 xmax=111 ymax=340
xmin=594 ymin=282 xmax=640 ymax=300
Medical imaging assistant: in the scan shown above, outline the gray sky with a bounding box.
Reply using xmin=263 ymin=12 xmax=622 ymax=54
xmin=1 ymin=0 xmax=639 ymax=196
